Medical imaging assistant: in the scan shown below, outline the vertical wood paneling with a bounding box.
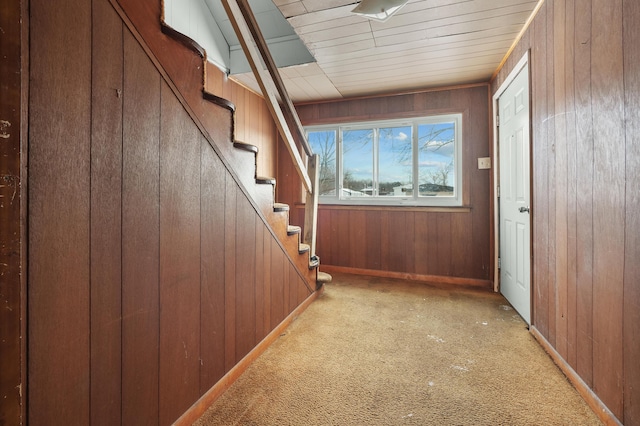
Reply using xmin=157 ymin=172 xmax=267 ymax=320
xmin=553 ymin=0 xmax=569 ymax=360
xmin=90 ymin=0 xmax=123 ymax=423
xmin=623 ymin=1 xmax=640 ymax=423
xmin=349 ymin=210 xmax=367 ymax=269
xmin=236 ymin=194 xmax=257 ymax=361
xmin=270 ymin=238 xmax=285 ymax=329
xmin=531 ymin=0 xmax=550 ymax=339
xmin=494 ymin=0 xmax=637 ymax=421
xmin=28 ymin=0 xmax=92 ymax=422
xmin=364 ymin=211 xmax=381 ymax=270
xmin=255 ymin=220 xmax=266 ymax=342
xmin=414 ymin=213 xmax=430 ymax=275
xmin=261 ymin=228 xmax=273 ymax=341
xmin=27 ymin=1 xmax=322 ymax=423
xmin=159 ymin=81 xmax=202 ymax=424
xmin=545 ymin=0 xmax=557 ymax=349
xmin=590 ymin=0 xmax=625 ymax=418
xmin=292 ymin=85 xmax=491 ymax=282
xmin=200 ymin=139 xmax=227 ymax=393
xmin=573 ymin=0 xmax=594 ymax=387
xmin=224 ymin=179 xmax=237 ymax=372
xmin=451 ymin=214 xmax=472 ymax=277
xmin=121 ymin=29 xmax=161 ymax=426
xmin=563 ymin=0 xmax=578 ymax=369
xmin=0 ymin=0 xmax=25 ymax=422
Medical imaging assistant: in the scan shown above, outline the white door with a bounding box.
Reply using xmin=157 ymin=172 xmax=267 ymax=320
xmin=498 ymin=64 xmax=531 ymax=324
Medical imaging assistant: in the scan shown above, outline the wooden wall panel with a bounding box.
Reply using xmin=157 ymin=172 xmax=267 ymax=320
xmin=236 ymin=194 xmax=257 ymax=361
xmin=623 ymin=2 xmax=640 ymax=424
xmin=553 ymin=0 xmax=568 ymax=361
xmin=530 ymin=0 xmax=550 ymax=342
xmin=224 ymin=178 xmax=238 ymax=372
xmin=200 ymin=139 xmax=227 ymax=393
xmin=563 ymin=0 xmax=578 ymax=370
xmin=590 ymin=0 xmax=625 ymax=418
xmin=0 ymin=0 xmax=25 ymax=423
xmin=545 ymin=0 xmax=557 ymax=350
xmin=27 ymin=0 xmax=320 ymax=424
xmin=205 ymin=63 xmax=277 ymax=179
xmin=28 ymin=0 xmax=92 ymax=423
xmin=159 ymin=81 xmax=202 ymax=424
xmin=492 ymin=0 xmax=638 ymax=422
xmin=288 ymin=85 xmax=491 ymax=284
xmin=121 ymin=29 xmax=161 ymax=426
xmin=90 ymin=0 xmax=124 ymax=423
xmin=573 ymin=0 xmax=594 ymax=388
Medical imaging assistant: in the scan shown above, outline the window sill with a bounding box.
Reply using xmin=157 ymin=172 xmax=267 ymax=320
xmin=294 ymin=203 xmax=472 ymax=213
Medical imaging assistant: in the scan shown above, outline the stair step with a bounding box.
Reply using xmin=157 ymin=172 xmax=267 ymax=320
xmin=308 ymin=255 xmax=320 ymax=270
xmin=287 ymin=225 xmax=301 ymax=236
xmin=298 ymin=243 xmax=310 ymax=254
xmin=233 ymin=141 xmax=258 ymax=153
xmin=317 ymin=271 xmax=332 ymax=284
xmin=273 ymin=203 xmax=289 ymax=212
xmin=202 ymin=91 xmax=236 ymax=113
xmin=256 ymin=176 xmax=276 ymax=185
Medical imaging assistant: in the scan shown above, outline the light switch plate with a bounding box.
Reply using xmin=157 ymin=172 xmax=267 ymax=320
xmin=478 ymin=157 xmax=491 ymax=169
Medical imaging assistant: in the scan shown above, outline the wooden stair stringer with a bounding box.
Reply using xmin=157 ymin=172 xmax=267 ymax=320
xmin=116 ymin=0 xmax=322 ymax=286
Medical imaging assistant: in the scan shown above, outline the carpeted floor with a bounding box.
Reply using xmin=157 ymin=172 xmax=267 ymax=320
xmin=194 ymin=273 xmax=601 ymax=425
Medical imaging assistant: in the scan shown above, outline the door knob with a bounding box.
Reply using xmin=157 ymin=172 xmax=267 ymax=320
xmin=519 ymin=206 xmax=530 ymax=213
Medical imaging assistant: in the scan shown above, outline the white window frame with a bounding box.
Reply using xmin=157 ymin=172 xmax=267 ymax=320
xmin=306 ymin=114 xmax=463 ymax=207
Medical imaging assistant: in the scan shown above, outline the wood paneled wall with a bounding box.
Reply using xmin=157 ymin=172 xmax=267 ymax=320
xmin=205 ymin=63 xmax=277 ymax=180
xmin=280 ymin=86 xmax=492 ymax=285
xmin=27 ymin=0 xmax=311 ymax=424
xmin=492 ymin=1 xmax=639 ymax=423
xmin=0 ymin=0 xmax=26 ymax=424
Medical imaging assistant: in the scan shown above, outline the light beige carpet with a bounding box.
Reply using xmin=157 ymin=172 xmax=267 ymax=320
xmin=194 ymin=273 xmax=601 ymax=425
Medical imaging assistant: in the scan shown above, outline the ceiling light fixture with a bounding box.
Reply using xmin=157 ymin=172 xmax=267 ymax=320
xmin=351 ymin=0 xmax=410 ymax=22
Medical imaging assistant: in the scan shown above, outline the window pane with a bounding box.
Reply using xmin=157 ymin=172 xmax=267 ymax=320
xmin=418 ymin=122 xmax=456 ymax=197
xmin=378 ymin=126 xmax=413 ymax=197
xmin=308 ymin=130 xmax=337 ymax=196
xmin=342 ymin=129 xmax=373 ymax=197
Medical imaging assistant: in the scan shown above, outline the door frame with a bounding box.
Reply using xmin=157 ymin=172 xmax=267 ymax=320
xmin=492 ymin=50 xmax=531 ymax=293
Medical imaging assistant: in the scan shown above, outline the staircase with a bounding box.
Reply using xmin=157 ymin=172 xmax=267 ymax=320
xmin=144 ymin=0 xmax=330 ymax=290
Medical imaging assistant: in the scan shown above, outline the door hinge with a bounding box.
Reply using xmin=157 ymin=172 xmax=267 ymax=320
xmin=496 ymin=115 xmax=500 ymax=126
xmin=497 ymin=185 xmax=500 ymax=198
xmin=498 ymin=258 xmax=501 ymax=269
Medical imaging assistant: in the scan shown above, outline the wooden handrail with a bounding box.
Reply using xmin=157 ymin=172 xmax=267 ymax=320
xmin=221 ymin=0 xmax=312 ymax=192
xmin=234 ymin=0 xmax=312 ymax=158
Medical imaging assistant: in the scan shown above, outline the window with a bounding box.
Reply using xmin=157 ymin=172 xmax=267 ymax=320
xmin=306 ymin=114 xmax=462 ymax=206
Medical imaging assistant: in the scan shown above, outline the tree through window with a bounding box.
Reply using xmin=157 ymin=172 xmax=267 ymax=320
xmin=306 ymin=114 xmax=462 ymax=206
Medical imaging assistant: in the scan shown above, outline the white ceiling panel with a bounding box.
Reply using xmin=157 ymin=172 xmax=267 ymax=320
xmin=224 ymin=0 xmax=541 ymax=101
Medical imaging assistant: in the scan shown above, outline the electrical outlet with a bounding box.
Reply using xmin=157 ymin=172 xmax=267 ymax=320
xmin=478 ymin=157 xmax=491 ymax=169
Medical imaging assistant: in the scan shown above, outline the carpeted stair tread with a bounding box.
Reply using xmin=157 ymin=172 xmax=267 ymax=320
xmin=287 ymin=225 xmax=301 ymax=235
xmin=298 ymin=243 xmax=310 ymax=254
xmin=273 ymin=203 xmax=289 ymax=212
xmin=255 ymin=176 xmax=276 ymax=185
xmin=316 ymin=271 xmax=332 ymax=284
xmin=233 ymin=141 xmax=258 ymax=153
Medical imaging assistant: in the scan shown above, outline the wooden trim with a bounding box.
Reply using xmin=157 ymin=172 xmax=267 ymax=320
xmin=173 ymin=288 xmax=322 ymax=425
xmin=320 ymin=265 xmax=492 ymax=290
xmin=490 ymin=0 xmax=545 ymax=83
xmin=492 ymin=51 xmax=530 ymax=293
xmin=294 ymin=203 xmax=472 ymax=214
xmin=530 ymin=326 xmax=623 ymax=426
xmin=295 ymin=82 xmax=490 ymax=107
